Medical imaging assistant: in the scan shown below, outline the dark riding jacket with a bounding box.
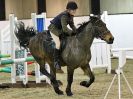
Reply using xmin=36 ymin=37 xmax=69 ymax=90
xmin=48 ymin=11 xmax=76 ymax=37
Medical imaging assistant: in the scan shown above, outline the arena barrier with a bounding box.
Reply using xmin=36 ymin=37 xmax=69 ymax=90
xmin=90 ymin=39 xmax=111 ymax=73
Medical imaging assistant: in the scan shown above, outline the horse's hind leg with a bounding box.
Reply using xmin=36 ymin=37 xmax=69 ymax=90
xmin=50 ymin=65 xmax=63 ymax=86
xmin=34 ymin=57 xmax=63 ymax=95
xmin=40 ymin=64 xmax=63 ymax=95
xmin=80 ymin=64 xmax=95 ymax=87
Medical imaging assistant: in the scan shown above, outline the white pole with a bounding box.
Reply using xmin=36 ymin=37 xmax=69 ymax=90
xmin=42 ymin=13 xmax=47 ymax=30
xmin=107 ymin=44 xmax=111 ymax=73
xmin=102 ymin=11 xmax=108 ymax=23
xmin=104 ymin=75 xmax=117 ymax=99
xmin=31 ymin=13 xmax=37 ymax=30
xmin=9 ymin=14 xmax=16 ymax=83
xmin=35 ymin=63 xmax=41 ymax=83
xmin=122 ymin=71 xmax=133 ymax=95
xmin=118 ymin=51 xmax=123 ymax=99
xmin=118 ymin=69 xmax=121 ymax=99
xmin=23 ymin=49 xmax=28 ymax=85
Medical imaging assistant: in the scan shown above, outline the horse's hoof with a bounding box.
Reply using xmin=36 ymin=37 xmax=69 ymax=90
xmin=80 ymin=81 xmax=88 ymax=87
xmin=66 ymin=91 xmax=73 ymax=96
xmin=56 ymin=69 xmax=64 ymax=73
xmin=55 ymin=89 xmax=64 ymax=95
xmin=80 ymin=81 xmax=91 ymax=87
xmin=57 ymin=90 xmax=64 ymax=95
xmin=57 ymin=80 xmax=63 ymax=86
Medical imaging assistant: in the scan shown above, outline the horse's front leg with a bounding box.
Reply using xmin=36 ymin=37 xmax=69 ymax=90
xmin=80 ymin=64 xmax=95 ymax=87
xmin=66 ymin=67 xmax=74 ymax=96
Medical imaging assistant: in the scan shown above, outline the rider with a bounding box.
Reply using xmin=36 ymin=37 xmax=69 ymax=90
xmin=48 ymin=1 xmax=78 ymax=70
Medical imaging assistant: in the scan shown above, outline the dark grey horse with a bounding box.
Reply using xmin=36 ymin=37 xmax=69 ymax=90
xmin=15 ymin=16 xmax=114 ymax=96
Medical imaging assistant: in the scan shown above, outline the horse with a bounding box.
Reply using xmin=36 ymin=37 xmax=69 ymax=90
xmin=14 ymin=16 xmax=114 ymax=96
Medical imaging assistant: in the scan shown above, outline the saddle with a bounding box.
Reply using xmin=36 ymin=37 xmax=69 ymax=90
xmin=45 ymin=30 xmax=67 ymax=53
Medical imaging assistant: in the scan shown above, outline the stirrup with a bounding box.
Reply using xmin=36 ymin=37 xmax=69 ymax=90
xmin=54 ymin=62 xmax=61 ymax=70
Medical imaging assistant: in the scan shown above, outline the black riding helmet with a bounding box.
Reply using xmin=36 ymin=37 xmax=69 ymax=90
xmin=66 ymin=1 xmax=78 ymax=10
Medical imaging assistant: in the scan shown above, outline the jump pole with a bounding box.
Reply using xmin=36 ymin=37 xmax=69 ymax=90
xmin=0 ymin=54 xmax=11 ymax=58
xmin=0 ymin=57 xmax=35 ymax=65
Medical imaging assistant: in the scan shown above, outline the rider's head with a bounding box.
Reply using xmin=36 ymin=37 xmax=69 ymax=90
xmin=66 ymin=1 xmax=78 ymax=16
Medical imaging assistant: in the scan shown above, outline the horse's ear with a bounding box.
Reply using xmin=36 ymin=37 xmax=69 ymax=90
xmin=89 ymin=14 xmax=94 ymax=18
xmin=97 ymin=14 xmax=101 ymax=19
xmin=89 ymin=14 xmax=94 ymax=20
xmin=93 ymin=15 xmax=101 ymax=19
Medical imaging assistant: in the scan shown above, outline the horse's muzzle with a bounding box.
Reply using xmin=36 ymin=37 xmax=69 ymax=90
xmin=108 ymin=37 xmax=114 ymax=44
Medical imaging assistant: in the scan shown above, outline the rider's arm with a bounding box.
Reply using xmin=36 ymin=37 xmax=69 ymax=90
xmin=69 ymin=17 xmax=77 ymax=33
xmin=61 ymin=15 xmax=73 ymax=35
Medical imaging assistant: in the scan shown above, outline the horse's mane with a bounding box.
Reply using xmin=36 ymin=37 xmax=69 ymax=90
xmin=77 ymin=21 xmax=90 ymax=33
xmin=76 ymin=16 xmax=100 ymax=33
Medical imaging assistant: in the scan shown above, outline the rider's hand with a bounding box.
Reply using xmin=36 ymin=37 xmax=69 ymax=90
xmin=71 ymin=32 xmax=76 ymax=36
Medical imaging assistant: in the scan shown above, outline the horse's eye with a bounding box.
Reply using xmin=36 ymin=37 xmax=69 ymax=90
xmin=98 ymin=24 xmax=103 ymax=27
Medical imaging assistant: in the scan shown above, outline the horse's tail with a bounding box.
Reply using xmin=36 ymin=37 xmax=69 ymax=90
xmin=15 ymin=21 xmax=36 ymax=49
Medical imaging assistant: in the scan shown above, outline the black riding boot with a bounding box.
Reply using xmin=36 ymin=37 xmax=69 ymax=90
xmin=53 ymin=49 xmax=61 ymax=70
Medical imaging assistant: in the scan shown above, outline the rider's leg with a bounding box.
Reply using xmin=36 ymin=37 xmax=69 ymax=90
xmin=48 ymin=24 xmax=62 ymax=70
xmin=53 ymin=49 xmax=61 ymax=70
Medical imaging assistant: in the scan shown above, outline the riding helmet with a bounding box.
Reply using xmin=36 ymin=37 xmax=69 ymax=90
xmin=66 ymin=1 xmax=78 ymax=10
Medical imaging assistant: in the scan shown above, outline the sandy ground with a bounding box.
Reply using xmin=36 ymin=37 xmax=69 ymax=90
xmin=0 ymin=59 xmax=133 ymax=99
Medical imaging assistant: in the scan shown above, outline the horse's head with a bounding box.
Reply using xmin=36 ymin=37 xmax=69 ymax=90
xmin=90 ymin=16 xmax=114 ymax=44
